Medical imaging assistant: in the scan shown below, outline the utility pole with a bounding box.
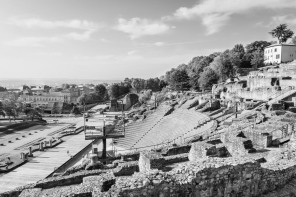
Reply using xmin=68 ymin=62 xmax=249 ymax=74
xmin=235 ymin=101 xmax=238 ymax=119
xmin=102 ymin=111 xmax=106 ymax=160
xmin=118 ymin=100 xmax=125 ymax=136
xmin=83 ymin=102 xmax=86 ymax=132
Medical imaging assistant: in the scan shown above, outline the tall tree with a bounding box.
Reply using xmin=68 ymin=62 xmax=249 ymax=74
xmin=251 ymin=49 xmax=265 ymax=69
xmin=3 ymin=99 xmax=17 ymax=121
xmin=220 ymin=50 xmax=235 ymax=81
xmin=131 ymin=78 xmax=145 ymax=93
xmin=0 ymin=101 xmax=5 ymax=117
xmin=269 ymin=24 xmax=294 ymax=44
xmin=77 ymin=93 xmax=87 ymax=104
xmin=245 ymin=41 xmax=271 ymax=68
xmin=107 ymin=84 xmax=120 ymax=99
xmin=230 ymin=44 xmax=245 ymax=75
xmin=170 ymin=69 xmax=190 ymax=91
xmin=51 ymin=102 xmax=60 ymax=114
xmin=94 ymin=84 xmax=107 ymax=101
xmin=25 ymin=106 xmax=42 ymax=121
xmin=209 ymin=56 xmax=224 ymax=82
xmin=198 ymin=67 xmax=219 ymax=91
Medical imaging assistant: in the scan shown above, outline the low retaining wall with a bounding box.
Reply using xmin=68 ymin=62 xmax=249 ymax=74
xmin=106 ymin=157 xmax=296 ymax=197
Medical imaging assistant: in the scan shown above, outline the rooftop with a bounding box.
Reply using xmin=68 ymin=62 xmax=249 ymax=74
xmin=265 ymin=43 xmax=296 ymax=49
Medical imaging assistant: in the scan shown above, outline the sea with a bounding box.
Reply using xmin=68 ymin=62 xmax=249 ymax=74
xmin=0 ymin=78 xmax=121 ymax=89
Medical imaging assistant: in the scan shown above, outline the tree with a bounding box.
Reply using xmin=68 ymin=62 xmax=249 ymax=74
xmin=77 ymin=93 xmax=87 ymax=105
xmin=24 ymin=106 xmax=42 ymax=121
xmin=144 ymin=78 xmax=161 ymax=91
xmin=107 ymin=84 xmax=120 ymax=99
xmin=71 ymin=104 xmax=80 ymax=115
xmin=245 ymin=41 xmax=272 ymax=54
xmin=198 ymin=68 xmax=219 ymax=91
xmin=61 ymin=84 xmax=70 ymax=89
xmin=251 ymin=49 xmax=265 ymax=69
xmin=131 ymin=78 xmax=145 ymax=93
xmin=269 ymin=24 xmax=294 ymax=44
xmin=0 ymin=101 xmax=5 ymax=117
xmin=245 ymin=41 xmax=272 ymax=68
xmin=170 ymin=69 xmax=190 ymax=91
xmin=94 ymin=84 xmax=107 ymax=101
xmin=3 ymin=99 xmax=17 ymax=121
xmin=0 ymin=86 xmax=7 ymax=92
xmin=158 ymin=80 xmax=167 ymax=90
xmin=220 ymin=50 xmax=235 ymax=81
xmin=51 ymin=102 xmax=60 ymax=114
xmin=229 ymin=44 xmax=245 ymax=75
xmin=189 ymin=72 xmax=200 ymax=91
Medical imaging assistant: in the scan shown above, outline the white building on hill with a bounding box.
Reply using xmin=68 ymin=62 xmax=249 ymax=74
xmin=264 ymin=43 xmax=296 ymax=64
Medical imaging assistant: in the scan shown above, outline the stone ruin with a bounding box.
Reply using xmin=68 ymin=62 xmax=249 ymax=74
xmin=5 ymin=115 xmax=296 ymax=197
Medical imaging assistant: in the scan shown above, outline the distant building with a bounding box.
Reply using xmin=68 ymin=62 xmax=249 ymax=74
xmin=20 ymin=92 xmax=72 ymax=104
xmin=264 ymin=43 xmax=296 ymax=64
xmin=77 ymin=85 xmax=91 ymax=95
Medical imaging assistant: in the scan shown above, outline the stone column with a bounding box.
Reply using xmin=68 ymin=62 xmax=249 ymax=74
xmin=28 ymin=146 xmax=33 ymax=157
xmin=39 ymin=142 xmax=44 ymax=151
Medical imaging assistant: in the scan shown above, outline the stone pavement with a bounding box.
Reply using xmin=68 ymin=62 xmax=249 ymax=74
xmin=0 ymin=131 xmax=91 ymax=193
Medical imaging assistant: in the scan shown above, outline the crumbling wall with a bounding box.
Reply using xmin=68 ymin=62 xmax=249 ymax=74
xmin=248 ymin=77 xmax=271 ymax=91
xmin=105 ymin=157 xmax=296 ymax=197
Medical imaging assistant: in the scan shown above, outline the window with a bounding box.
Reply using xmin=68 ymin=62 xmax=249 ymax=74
xmin=275 ymin=48 xmax=277 ymax=52
xmin=276 ymin=54 xmax=280 ymax=59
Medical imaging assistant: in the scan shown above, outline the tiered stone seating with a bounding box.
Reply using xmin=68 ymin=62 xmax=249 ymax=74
xmin=131 ymin=109 xmax=213 ymax=149
xmin=114 ymin=105 xmax=170 ymax=149
xmin=179 ymin=97 xmax=199 ymax=109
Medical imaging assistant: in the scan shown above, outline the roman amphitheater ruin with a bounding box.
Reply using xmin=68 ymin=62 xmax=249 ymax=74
xmin=3 ymin=61 xmax=296 ymax=196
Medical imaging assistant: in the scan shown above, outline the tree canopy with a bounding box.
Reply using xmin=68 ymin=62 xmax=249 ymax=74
xmin=269 ymin=24 xmax=294 ymax=44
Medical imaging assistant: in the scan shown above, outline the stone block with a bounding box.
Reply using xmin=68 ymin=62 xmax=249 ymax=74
xmin=138 ymin=151 xmax=164 ymax=172
xmin=224 ymin=138 xmax=248 ymax=156
xmin=188 ymin=142 xmax=216 ymax=161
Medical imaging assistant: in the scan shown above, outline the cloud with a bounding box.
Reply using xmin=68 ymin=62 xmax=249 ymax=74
xmin=99 ymin=38 xmax=109 ymax=43
xmin=75 ymin=54 xmax=143 ymax=63
xmin=8 ymin=17 xmax=104 ymax=43
xmin=6 ymin=36 xmax=62 ymax=47
xmin=271 ymin=15 xmax=296 ymax=26
xmin=8 ymin=17 xmax=101 ymax=31
xmin=127 ymin=50 xmax=137 ymax=56
xmin=115 ymin=17 xmax=172 ymax=39
xmin=154 ymin=42 xmax=165 ymax=47
xmin=64 ymin=30 xmax=95 ymax=41
xmin=170 ymin=0 xmax=296 ymax=35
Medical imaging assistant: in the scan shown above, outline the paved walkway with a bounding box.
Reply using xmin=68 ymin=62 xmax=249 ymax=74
xmin=0 ymin=124 xmax=68 ymax=156
xmin=0 ymin=131 xmax=91 ymax=193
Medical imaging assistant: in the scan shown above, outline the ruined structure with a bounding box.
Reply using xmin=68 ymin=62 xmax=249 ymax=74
xmin=5 ymin=64 xmax=296 ymax=196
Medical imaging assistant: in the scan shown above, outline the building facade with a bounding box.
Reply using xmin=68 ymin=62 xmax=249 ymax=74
xmin=264 ymin=44 xmax=296 ymax=64
xmin=20 ymin=92 xmax=72 ymax=104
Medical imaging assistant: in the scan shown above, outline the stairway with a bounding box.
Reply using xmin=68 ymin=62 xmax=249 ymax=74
xmin=267 ymin=89 xmax=296 ymax=105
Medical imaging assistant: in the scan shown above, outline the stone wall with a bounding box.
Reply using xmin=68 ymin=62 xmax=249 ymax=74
xmin=138 ymin=151 xmax=189 ymax=172
xmin=104 ymin=157 xmax=296 ymax=197
xmin=248 ymin=77 xmax=272 ymax=91
xmin=243 ymin=130 xmax=272 ymax=149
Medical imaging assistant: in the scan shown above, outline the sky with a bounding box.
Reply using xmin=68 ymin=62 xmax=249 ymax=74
xmin=0 ymin=0 xmax=296 ymax=80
